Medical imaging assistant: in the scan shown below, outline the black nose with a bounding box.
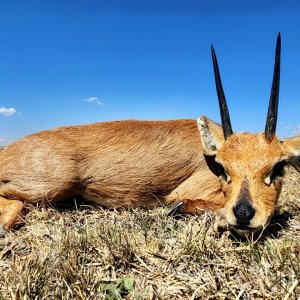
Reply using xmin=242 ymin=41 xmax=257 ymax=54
xmin=233 ymin=200 xmax=255 ymax=226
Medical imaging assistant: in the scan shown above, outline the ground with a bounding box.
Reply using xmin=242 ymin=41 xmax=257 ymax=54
xmin=0 ymin=167 xmax=299 ymax=299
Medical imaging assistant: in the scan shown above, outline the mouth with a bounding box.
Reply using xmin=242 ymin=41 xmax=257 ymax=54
xmin=229 ymin=224 xmax=263 ymax=236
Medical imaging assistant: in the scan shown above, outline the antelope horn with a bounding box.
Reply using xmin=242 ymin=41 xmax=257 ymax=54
xmin=211 ymin=45 xmax=233 ymax=139
xmin=265 ymin=33 xmax=281 ymax=139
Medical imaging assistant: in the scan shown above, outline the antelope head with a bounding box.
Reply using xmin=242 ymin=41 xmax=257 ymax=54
xmin=198 ymin=34 xmax=300 ymax=236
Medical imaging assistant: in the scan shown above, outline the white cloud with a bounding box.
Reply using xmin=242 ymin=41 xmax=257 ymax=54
xmin=0 ymin=107 xmax=17 ymax=117
xmin=85 ymin=96 xmax=104 ymax=105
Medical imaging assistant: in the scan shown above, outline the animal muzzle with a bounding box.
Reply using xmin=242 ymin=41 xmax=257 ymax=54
xmin=233 ymin=199 xmax=255 ymax=227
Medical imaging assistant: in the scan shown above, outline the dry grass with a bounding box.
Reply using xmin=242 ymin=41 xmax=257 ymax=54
xmin=0 ymin=168 xmax=299 ymax=299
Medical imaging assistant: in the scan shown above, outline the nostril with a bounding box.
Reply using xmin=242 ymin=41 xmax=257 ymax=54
xmin=233 ymin=202 xmax=255 ymax=225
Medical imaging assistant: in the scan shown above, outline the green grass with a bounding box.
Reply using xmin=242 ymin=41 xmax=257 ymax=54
xmin=0 ymin=168 xmax=299 ymax=299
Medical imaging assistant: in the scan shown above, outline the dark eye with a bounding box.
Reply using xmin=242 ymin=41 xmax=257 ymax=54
xmin=270 ymin=160 xmax=286 ymax=183
xmin=215 ymin=161 xmax=230 ymax=182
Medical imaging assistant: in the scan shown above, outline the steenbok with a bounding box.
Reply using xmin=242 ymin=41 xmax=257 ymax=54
xmin=0 ymin=33 xmax=299 ymax=236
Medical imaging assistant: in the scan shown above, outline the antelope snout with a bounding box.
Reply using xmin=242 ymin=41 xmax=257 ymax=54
xmin=233 ymin=199 xmax=255 ymax=226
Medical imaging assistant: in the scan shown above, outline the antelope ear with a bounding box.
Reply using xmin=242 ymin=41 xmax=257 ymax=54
xmin=282 ymin=136 xmax=300 ymax=172
xmin=197 ymin=116 xmax=225 ymax=156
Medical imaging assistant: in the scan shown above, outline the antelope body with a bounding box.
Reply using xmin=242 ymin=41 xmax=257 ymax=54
xmin=0 ymin=119 xmax=225 ymax=229
xmin=0 ymin=34 xmax=299 ymax=236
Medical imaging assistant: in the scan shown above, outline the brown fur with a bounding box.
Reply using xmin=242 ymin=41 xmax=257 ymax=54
xmin=199 ymin=124 xmax=300 ymax=235
xmin=0 ymin=119 xmax=224 ymax=230
xmin=0 ymin=117 xmax=299 ymax=235
xmin=216 ymin=133 xmax=283 ymax=230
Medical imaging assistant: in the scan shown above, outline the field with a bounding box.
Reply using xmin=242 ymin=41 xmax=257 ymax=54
xmin=0 ymin=167 xmax=299 ymax=299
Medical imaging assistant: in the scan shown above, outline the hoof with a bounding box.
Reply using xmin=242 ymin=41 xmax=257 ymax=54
xmin=167 ymin=201 xmax=185 ymax=216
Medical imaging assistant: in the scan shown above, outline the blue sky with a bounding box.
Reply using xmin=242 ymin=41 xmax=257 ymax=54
xmin=0 ymin=1 xmax=299 ymax=144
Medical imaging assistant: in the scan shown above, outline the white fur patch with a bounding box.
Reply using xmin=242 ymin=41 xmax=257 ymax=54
xmin=264 ymin=175 xmax=271 ymax=186
xmin=197 ymin=117 xmax=218 ymax=154
xmin=290 ymin=148 xmax=300 ymax=156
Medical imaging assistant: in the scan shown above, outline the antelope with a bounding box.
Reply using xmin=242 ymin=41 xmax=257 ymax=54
xmin=0 ymin=34 xmax=299 ymax=237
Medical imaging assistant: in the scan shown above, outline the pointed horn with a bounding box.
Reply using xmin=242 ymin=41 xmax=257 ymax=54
xmin=265 ymin=33 xmax=281 ymax=139
xmin=211 ymin=45 xmax=233 ymax=139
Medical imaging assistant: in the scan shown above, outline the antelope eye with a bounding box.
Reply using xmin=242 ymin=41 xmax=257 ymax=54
xmin=265 ymin=160 xmax=286 ymax=185
xmin=215 ymin=161 xmax=231 ymax=182
xmin=270 ymin=161 xmax=286 ymax=181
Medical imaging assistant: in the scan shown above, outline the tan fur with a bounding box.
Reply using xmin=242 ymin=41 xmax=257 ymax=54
xmin=202 ymin=131 xmax=300 ymax=235
xmin=282 ymin=136 xmax=300 ymax=171
xmin=0 ymin=117 xmax=299 ymax=234
xmin=0 ymin=119 xmax=225 ymax=229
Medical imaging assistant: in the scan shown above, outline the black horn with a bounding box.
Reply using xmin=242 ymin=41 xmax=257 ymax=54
xmin=265 ymin=33 xmax=281 ymax=139
xmin=211 ymin=45 xmax=233 ymax=139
